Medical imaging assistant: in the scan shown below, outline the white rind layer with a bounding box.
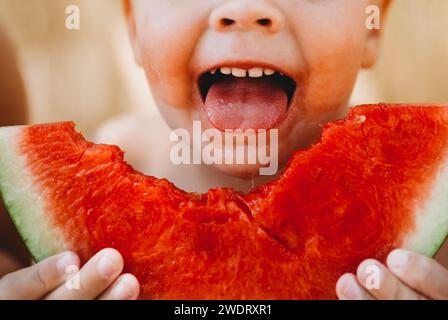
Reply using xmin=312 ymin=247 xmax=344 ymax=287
xmin=404 ymin=151 xmax=448 ymax=256
xmin=0 ymin=126 xmax=69 ymax=261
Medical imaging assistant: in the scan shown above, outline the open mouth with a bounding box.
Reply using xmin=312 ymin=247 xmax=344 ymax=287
xmin=198 ymin=67 xmax=297 ymax=131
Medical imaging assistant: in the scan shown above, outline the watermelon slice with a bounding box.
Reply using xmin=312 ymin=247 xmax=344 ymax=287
xmin=0 ymin=104 xmax=447 ymax=299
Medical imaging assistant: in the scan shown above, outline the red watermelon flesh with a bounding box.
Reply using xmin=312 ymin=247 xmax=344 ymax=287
xmin=0 ymin=104 xmax=448 ymax=299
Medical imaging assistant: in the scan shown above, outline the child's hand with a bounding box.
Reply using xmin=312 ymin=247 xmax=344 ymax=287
xmin=0 ymin=248 xmax=139 ymax=300
xmin=336 ymin=249 xmax=448 ymax=300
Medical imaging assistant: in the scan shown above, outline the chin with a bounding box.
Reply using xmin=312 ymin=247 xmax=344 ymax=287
xmin=212 ymin=162 xmax=267 ymax=179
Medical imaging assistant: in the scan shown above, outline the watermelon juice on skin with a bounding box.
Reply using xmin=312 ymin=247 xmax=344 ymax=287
xmin=1 ymin=0 xmax=448 ymax=301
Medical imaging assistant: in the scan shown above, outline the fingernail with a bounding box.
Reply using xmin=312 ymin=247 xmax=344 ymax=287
xmin=339 ymin=276 xmax=363 ymax=300
xmin=57 ymin=252 xmax=79 ymax=276
xmin=357 ymin=260 xmax=381 ymax=290
xmin=111 ymin=277 xmax=136 ymax=300
xmin=387 ymin=249 xmax=409 ymax=275
xmin=98 ymin=252 xmax=120 ymax=278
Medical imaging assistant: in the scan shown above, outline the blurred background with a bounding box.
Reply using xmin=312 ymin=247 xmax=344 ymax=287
xmin=0 ymin=0 xmax=447 ymax=137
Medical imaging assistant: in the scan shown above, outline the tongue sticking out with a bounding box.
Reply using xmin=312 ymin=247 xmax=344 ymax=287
xmin=204 ymin=77 xmax=288 ymax=131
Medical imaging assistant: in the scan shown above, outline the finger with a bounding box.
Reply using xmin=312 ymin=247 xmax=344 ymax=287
xmin=0 ymin=252 xmax=79 ymax=300
xmin=98 ymin=273 xmax=140 ymax=300
xmin=356 ymin=259 xmax=426 ymax=300
xmin=45 ymin=248 xmax=124 ymax=300
xmin=336 ymin=273 xmax=374 ymax=300
xmin=387 ymin=249 xmax=448 ymax=300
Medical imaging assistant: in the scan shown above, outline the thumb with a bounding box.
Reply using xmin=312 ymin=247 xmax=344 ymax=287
xmin=0 ymin=252 xmax=79 ymax=300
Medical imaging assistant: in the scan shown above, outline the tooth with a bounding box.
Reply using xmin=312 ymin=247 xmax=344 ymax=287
xmin=210 ymin=69 xmax=217 ymax=74
xmin=221 ymin=67 xmax=232 ymax=75
xmin=264 ymin=68 xmax=275 ymax=76
xmin=248 ymin=68 xmax=263 ymax=78
xmin=232 ymin=68 xmax=247 ymax=77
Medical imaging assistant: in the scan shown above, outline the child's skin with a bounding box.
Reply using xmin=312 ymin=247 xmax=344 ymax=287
xmin=1 ymin=0 xmax=448 ymax=300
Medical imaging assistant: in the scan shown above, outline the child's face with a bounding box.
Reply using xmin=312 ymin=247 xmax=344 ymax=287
xmin=125 ymin=0 xmax=388 ymax=178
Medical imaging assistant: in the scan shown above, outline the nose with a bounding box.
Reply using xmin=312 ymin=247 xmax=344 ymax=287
xmin=210 ymin=1 xmax=284 ymax=33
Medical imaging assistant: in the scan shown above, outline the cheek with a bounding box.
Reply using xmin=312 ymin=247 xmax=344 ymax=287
xmin=304 ymin=34 xmax=365 ymax=115
xmin=291 ymin=4 xmax=369 ymax=116
xmin=133 ymin=3 xmax=207 ymax=108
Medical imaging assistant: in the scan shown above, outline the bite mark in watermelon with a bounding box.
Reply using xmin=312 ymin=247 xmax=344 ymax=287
xmin=0 ymin=104 xmax=447 ymax=299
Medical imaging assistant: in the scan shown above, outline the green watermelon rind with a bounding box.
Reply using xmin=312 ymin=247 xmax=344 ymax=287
xmin=403 ymin=153 xmax=448 ymax=257
xmin=0 ymin=126 xmax=68 ymax=262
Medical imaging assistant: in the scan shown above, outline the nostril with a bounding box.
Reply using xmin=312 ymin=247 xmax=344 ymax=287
xmin=257 ymin=18 xmax=272 ymax=27
xmin=221 ymin=18 xmax=235 ymax=26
